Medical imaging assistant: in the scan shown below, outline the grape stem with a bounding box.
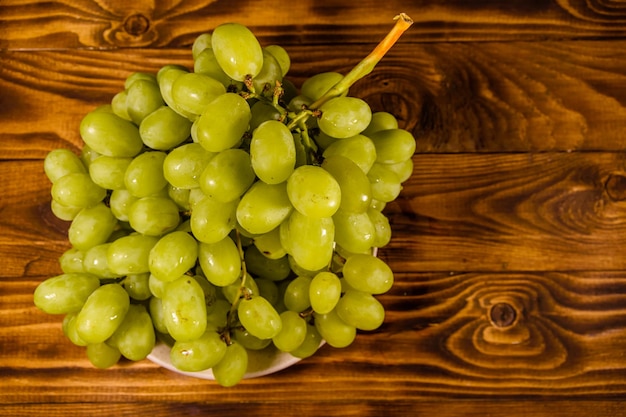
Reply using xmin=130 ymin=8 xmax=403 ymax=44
xmin=308 ymin=13 xmax=413 ymax=110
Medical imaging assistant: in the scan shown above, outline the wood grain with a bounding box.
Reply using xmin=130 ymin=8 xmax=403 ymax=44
xmin=4 ymin=0 xmax=626 ymax=414
xmin=3 ymin=40 xmax=626 ymax=155
xmin=4 ymin=271 xmax=626 ymax=404
xmin=2 ymin=0 xmax=626 ymax=50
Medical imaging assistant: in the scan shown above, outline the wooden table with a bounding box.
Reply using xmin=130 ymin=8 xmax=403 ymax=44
xmin=3 ymin=1 xmax=626 ymax=415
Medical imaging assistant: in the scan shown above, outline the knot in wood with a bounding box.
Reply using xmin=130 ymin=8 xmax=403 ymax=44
xmin=489 ymin=302 xmax=517 ymax=328
xmin=605 ymin=173 xmax=626 ymax=201
xmin=123 ymin=14 xmax=150 ymax=37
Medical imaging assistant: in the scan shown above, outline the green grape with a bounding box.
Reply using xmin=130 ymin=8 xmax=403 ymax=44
xmin=335 ymin=290 xmax=385 ymax=331
xmin=124 ymin=71 xmax=157 ymax=90
xmin=51 ymin=172 xmax=106 ymax=209
xmin=272 ymin=310 xmax=307 ymax=352
xmin=199 ymin=148 xmax=255 ymax=203
xmin=195 ymin=93 xmax=251 ymax=152
xmin=192 ymin=33 xmax=212 ymax=59
xmin=162 ymin=275 xmax=208 ymax=341
xmin=88 ymin=155 xmax=132 ymax=190
xmin=369 ymin=198 xmax=386 ymax=212
xmin=107 ymin=227 xmax=131 ymax=242
xmin=123 ymin=273 xmax=151 ymax=301
xmin=62 ymin=312 xmax=87 ymax=346
xmin=211 ymin=22 xmax=263 ymax=81
xmin=318 ymin=97 xmax=372 ymax=139
xmin=109 ymin=189 xmax=138 ymax=222
xmin=68 ymin=202 xmax=117 ymax=250
xmin=252 ymin=226 xmax=287 ymax=260
xmin=312 ymin=130 xmax=338 ymax=150
xmin=75 ymin=283 xmax=130 ymax=344
xmin=332 ymin=210 xmax=375 ymax=254
xmin=191 ymin=196 xmax=238 ymax=244
xmin=322 ymin=134 xmax=377 ymax=174
xmin=238 ymin=296 xmax=282 ymax=340
xmin=86 ymin=342 xmax=121 ymax=369
xmin=33 ymin=273 xmax=101 ymax=315
xmin=124 ymin=151 xmax=168 ymax=198
xmin=79 ymin=107 xmax=143 ymax=157
xmin=148 ymin=273 xmax=167 ymax=298
xmin=368 ymin=208 xmax=392 ymax=248
xmin=80 ymin=144 xmax=101 ymax=168
xmin=342 ymin=254 xmax=393 ymax=294
xmin=193 ymin=47 xmax=234 ymax=88
xmin=250 ymin=120 xmax=296 ymax=184
xmin=287 ymin=165 xmax=341 ymax=218
xmin=287 ymin=94 xmax=313 ymax=112
xmin=385 ymin=158 xmax=414 ymax=184
xmin=59 ymin=247 xmax=85 ymax=273
xmin=126 ymin=78 xmax=164 ymax=125
xmin=191 ymin=274 xmax=219 ymax=315
xmin=170 ymin=330 xmax=227 ymax=372
xmin=290 ymin=323 xmax=322 ymax=359
xmin=83 ymin=243 xmax=121 ymax=279
xmin=361 ymin=111 xmax=399 ymax=137
xmin=283 ymin=275 xmax=312 ymax=313
xmin=157 ymin=65 xmax=196 ymax=120
xmin=107 ymin=303 xmax=155 ymax=361
xmin=168 ymin=185 xmax=191 ymax=210
xmin=255 ymin=278 xmax=280 ymax=306
xmin=221 ymin=275 xmax=259 ymax=304
xmin=212 ymin=340 xmax=248 ymax=387
xmin=322 ymin=154 xmax=372 ymax=213
xmin=206 ymin=298 xmax=231 ymax=330
xmin=44 ymin=149 xmax=87 ymax=183
xmin=149 ymin=296 xmax=169 ymax=334
xmin=50 ymin=200 xmax=82 ymax=221
xmin=309 ymin=271 xmax=342 ymax=315
xmin=111 ymin=90 xmax=131 ymax=121
xmin=149 ymin=231 xmax=198 ymax=282
xmin=187 ymin=187 xmax=207 ymax=208
xmin=314 ymin=309 xmax=357 ymax=348
xmin=106 ymin=233 xmax=159 ymax=275
xmin=128 ymin=196 xmax=181 ymax=236
xmin=249 ymin=100 xmax=281 ymax=132
xmin=139 ymin=105 xmax=193 ymax=150
xmin=163 ymin=143 xmax=215 ymax=190
xmin=301 ymin=72 xmax=344 ymax=101
xmin=369 ymin=128 xmax=416 ymax=164
xmin=233 ymin=326 xmax=272 ymax=350
xmin=171 ymin=72 xmax=227 ymax=117
xmin=244 ymin=245 xmax=291 ymax=281
xmin=252 ymin=49 xmax=283 ymax=94
xmin=264 ymin=44 xmax=290 ymax=78
xmin=198 ymin=237 xmax=241 ymax=287
xmin=366 ymin=163 xmax=402 ymax=203
xmin=287 ymin=255 xmax=325 ymax=278
xmin=281 ymin=77 xmax=298 ymax=104
xmin=282 ymin=211 xmax=334 ymax=272
xmin=236 ymin=181 xmax=293 ymax=235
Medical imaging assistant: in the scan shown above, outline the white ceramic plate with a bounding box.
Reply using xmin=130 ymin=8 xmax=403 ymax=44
xmin=147 ymin=340 xmax=311 ymax=380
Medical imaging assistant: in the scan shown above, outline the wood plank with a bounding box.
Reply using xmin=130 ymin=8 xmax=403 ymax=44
xmin=5 ymin=151 xmax=626 ymax=275
xmin=2 ymin=41 xmax=626 ymax=156
xmin=384 ymin=152 xmax=626 ymax=272
xmin=1 ymin=401 xmax=626 ymax=417
xmin=2 ymin=0 xmax=626 ymax=50
xmin=5 ymin=271 xmax=626 ymax=403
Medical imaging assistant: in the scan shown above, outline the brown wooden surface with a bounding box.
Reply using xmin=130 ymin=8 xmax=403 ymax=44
xmin=3 ymin=0 xmax=626 ymax=416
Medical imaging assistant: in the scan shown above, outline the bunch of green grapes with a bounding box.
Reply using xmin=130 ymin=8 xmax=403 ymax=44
xmin=34 ymin=17 xmax=414 ymax=387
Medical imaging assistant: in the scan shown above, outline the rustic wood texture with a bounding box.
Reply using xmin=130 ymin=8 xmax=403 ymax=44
xmin=3 ymin=0 xmax=626 ymax=416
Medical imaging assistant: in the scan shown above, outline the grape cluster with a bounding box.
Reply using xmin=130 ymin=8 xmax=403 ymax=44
xmin=35 ymin=20 xmax=415 ymax=387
